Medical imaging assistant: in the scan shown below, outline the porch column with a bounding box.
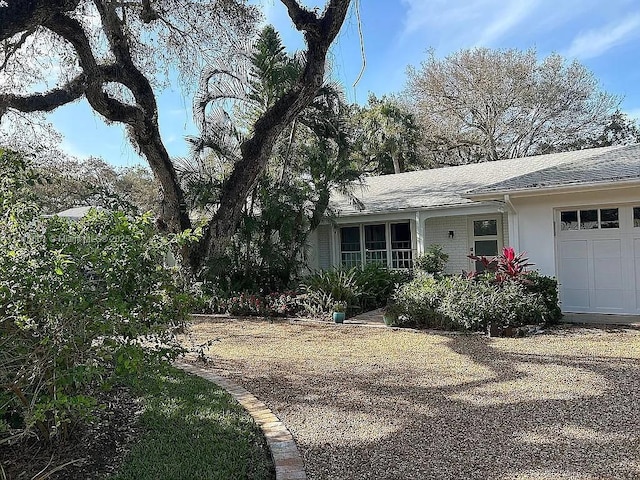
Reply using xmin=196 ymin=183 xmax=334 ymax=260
xmin=415 ymin=211 xmax=426 ymax=256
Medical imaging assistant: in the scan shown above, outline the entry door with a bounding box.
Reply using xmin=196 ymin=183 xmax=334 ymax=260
xmin=468 ymin=217 xmax=503 ymax=272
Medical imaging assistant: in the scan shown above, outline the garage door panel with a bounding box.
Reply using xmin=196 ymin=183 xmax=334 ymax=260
xmin=557 ymin=207 xmax=637 ymax=314
xmin=593 ymin=289 xmax=624 ymax=309
xmin=561 ymin=289 xmax=590 ymax=309
xmin=594 ymin=257 xmax=623 ymax=289
xmin=559 ymin=257 xmax=589 ymax=289
xmin=560 ymin=240 xmax=588 ymax=259
xmin=593 ymin=239 xmax=621 ymax=257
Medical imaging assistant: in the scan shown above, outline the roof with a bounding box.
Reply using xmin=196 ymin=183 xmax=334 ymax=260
xmin=51 ymin=206 xmax=105 ymax=220
xmin=468 ymin=143 xmax=640 ymax=196
xmin=331 ymin=145 xmax=629 ymax=216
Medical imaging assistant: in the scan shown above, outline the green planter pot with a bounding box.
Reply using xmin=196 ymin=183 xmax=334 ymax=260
xmin=383 ymin=314 xmax=396 ymax=327
xmin=332 ymin=312 xmax=345 ymax=323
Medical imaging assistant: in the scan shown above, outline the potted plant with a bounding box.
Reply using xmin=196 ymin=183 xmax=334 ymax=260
xmin=382 ymin=302 xmax=403 ymax=327
xmin=332 ymin=301 xmax=347 ymax=324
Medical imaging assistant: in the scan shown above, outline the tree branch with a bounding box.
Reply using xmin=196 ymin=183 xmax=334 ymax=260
xmin=0 ymin=74 xmax=87 ymax=118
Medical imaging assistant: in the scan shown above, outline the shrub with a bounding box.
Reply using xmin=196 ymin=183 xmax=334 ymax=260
xmin=392 ymin=270 xmax=561 ymax=331
xmin=353 ymin=263 xmax=409 ymax=311
xmin=437 ymin=277 xmax=548 ymax=331
xmin=0 ymin=150 xmax=192 ymax=444
xmin=393 ymin=273 xmax=446 ymax=328
xmin=300 ymin=268 xmax=361 ymax=316
xmin=300 ymin=265 xmax=411 ymax=318
xmin=414 ymin=244 xmax=449 ymax=275
xmin=521 ymin=271 xmax=563 ymax=324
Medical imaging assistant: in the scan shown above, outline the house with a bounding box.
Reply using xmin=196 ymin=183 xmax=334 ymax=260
xmin=307 ymin=144 xmax=640 ymax=316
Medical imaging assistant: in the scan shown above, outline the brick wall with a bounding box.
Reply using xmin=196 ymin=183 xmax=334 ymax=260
xmin=425 ymin=213 xmax=510 ymax=274
xmin=425 ymin=216 xmax=470 ymax=274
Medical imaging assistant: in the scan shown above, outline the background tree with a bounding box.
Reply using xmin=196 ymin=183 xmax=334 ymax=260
xmin=0 ymin=0 xmax=352 ymax=274
xmin=32 ymin=156 xmax=161 ymax=215
xmin=406 ymin=48 xmax=619 ymax=166
xmin=544 ymin=109 xmax=640 ymax=151
xmin=349 ymin=94 xmax=422 ymax=174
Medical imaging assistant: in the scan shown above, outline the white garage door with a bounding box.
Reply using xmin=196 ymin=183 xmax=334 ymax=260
xmin=556 ymin=205 xmax=640 ymax=314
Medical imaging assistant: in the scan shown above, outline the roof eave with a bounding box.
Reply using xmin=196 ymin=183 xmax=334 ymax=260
xmin=466 ymin=178 xmax=640 ymax=201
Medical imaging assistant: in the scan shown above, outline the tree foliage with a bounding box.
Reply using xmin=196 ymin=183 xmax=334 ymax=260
xmin=406 ymin=48 xmax=619 ymax=166
xmin=32 ymin=156 xmax=161 ymax=215
xmin=349 ymin=94 xmax=422 ymax=174
xmin=183 ymin=25 xmax=362 ymax=291
xmin=0 ymin=150 xmax=193 ymax=445
xmin=0 ymin=0 xmax=352 ymax=274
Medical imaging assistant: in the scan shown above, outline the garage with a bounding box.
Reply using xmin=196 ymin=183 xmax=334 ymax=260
xmin=556 ymin=205 xmax=640 ymax=314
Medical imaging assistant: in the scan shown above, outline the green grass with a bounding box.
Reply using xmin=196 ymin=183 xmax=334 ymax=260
xmin=110 ymin=364 xmax=275 ymax=480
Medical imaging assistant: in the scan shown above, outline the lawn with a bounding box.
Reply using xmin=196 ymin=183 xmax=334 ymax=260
xmin=1 ymin=363 xmax=275 ymax=480
xmin=111 ymin=364 xmax=275 ymax=480
xmin=180 ymin=320 xmax=640 ymax=480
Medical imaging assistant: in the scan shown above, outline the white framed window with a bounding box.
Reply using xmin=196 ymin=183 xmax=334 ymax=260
xmin=560 ymin=208 xmax=620 ymax=231
xmin=339 ymin=221 xmax=413 ymax=269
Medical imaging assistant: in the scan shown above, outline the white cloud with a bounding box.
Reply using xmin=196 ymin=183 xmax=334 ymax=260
xmin=475 ymin=1 xmax=539 ymax=46
xmin=400 ymin=0 xmax=539 ymax=47
xmin=566 ymin=14 xmax=640 ymax=59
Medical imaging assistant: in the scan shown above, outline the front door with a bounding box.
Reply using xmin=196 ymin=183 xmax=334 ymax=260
xmin=468 ymin=217 xmax=503 ymax=272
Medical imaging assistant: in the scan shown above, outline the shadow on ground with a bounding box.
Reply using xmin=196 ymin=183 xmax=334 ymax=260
xmin=185 ymin=322 xmax=640 ymax=480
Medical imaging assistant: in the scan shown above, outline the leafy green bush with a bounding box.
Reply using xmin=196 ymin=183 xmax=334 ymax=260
xmin=437 ymin=276 xmax=548 ymax=331
xmin=393 ymin=273 xmax=444 ymax=328
xmin=414 ymin=244 xmax=449 ymax=275
xmin=392 ymin=269 xmax=561 ymax=331
xmin=300 ymin=267 xmax=361 ymax=316
xmin=354 ymin=264 xmax=410 ymax=311
xmin=521 ymin=271 xmax=563 ymax=324
xmin=0 ymin=150 xmax=193 ymax=444
xmin=300 ymin=265 xmax=410 ymax=317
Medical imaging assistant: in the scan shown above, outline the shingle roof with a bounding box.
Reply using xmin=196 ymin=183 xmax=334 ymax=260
xmin=53 ymin=206 xmax=104 ymax=220
xmin=468 ymin=143 xmax=640 ymax=195
xmin=331 ymin=145 xmax=628 ymax=215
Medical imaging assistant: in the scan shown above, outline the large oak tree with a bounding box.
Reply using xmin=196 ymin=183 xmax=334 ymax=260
xmin=406 ymin=48 xmax=619 ymax=166
xmin=0 ymin=0 xmax=352 ymax=271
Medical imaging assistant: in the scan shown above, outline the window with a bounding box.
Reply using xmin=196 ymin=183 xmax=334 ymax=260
xmin=634 ymin=207 xmax=640 ymax=228
xmin=600 ymin=209 xmax=619 ymax=229
xmin=339 ymin=222 xmax=413 ymax=269
xmin=473 ymin=219 xmax=498 ymax=236
xmin=391 ymin=223 xmax=412 ymax=268
xmin=340 ymin=226 xmax=361 ymax=268
xmin=580 ymin=209 xmax=598 ymax=229
xmin=560 ymin=208 xmax=619 ymax=231
xmin=560 ymin=211 xmax=578 ymax=230
xmin=364 ymin=224 xmax=387 ymax=265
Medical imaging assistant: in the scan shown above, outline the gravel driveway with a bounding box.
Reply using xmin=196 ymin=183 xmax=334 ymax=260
xmin=180 ymin=320 xmax=640 ymax=480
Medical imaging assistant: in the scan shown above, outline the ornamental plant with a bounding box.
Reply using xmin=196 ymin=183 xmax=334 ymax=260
xmin=468 ymin=246 xmax=534 ymax=282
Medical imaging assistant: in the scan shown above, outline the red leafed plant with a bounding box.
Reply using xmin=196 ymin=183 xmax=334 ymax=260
xmin=468 ymin=247 xmax=534 ymax=282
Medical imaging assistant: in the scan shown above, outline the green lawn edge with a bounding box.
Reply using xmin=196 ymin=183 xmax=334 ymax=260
xmin=109 ymin=364 xmax=275 ymax=480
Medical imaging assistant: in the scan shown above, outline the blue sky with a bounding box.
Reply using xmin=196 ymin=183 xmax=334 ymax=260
xmin=49 ymin=0 xmax=640 ymax=166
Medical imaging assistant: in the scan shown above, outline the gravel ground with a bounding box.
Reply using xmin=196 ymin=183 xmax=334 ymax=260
xmin=180 ymin=320 xmax=640 ymax=480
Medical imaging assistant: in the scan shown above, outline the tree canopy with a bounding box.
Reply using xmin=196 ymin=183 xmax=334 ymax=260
xmin=406 ymin=48 xmax=620 ymax=166
xmin=0 ymin=0 xmax=353 ymax=273
xmin=349 ymin=94 xmax=422 ymax=174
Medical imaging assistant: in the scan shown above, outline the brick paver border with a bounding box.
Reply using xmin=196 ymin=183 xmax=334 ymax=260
xmin=174 ymin=361 xmax=306 ymax=480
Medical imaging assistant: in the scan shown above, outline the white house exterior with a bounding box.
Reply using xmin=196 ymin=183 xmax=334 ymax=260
xmin=307 ymin=144 xmax=640 ymax=316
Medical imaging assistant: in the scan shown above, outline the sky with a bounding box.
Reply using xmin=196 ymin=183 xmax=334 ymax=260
xmin=46 ymin=0 xmax=640 ymax=167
